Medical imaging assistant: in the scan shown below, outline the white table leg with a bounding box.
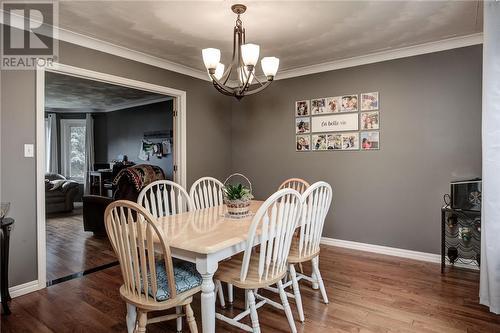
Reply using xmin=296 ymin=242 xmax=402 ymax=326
xmin=311 ymin=256 xmax=319 ymax=290
xmin=197 ymin=257 xmax=218 ymax=333
xmin=126 ymin=303 xmax=137 ymax=333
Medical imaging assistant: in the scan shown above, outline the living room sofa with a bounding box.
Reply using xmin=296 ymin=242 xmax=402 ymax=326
xmin=45 ymin=173 xmax=80 ymax=214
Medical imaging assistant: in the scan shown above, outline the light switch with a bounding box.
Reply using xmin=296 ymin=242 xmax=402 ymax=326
xmin=24 ymin=144 xmax=34 ymax=157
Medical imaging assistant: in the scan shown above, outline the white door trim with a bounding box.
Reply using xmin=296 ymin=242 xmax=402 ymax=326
xmin=36 ymin=62 xmax=187 ymax=290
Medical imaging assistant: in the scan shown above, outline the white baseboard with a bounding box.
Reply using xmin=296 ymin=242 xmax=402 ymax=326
xmin=321 ymin=237 xmax=441 ymax=263
xmin=0 ymin=280 xmax=41 ymax=302
xmin=320 ymin=237 xmax=479 ymax=271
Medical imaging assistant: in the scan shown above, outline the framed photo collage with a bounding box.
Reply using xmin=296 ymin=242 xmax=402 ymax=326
xmin=295 ymin=92 xmax=380 ymax=152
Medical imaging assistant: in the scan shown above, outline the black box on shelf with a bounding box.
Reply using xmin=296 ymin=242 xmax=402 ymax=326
xmin=451 ymin=179 xmax=482 ymax=212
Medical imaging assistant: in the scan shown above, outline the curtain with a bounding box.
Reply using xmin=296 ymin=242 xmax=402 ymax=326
xmin=46 ymin=113 xmax=58 ymax=174
xmin=84 ymin=114 xmax=95 ymax=194
xmin=480 ymin=1 xmax=500 ymax=315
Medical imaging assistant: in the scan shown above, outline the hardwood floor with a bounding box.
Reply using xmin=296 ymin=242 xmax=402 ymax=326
xmin=46 ymin=206 xmax=116 ymax=281
xmin=2 ymin=246 xmax=499 ymax=332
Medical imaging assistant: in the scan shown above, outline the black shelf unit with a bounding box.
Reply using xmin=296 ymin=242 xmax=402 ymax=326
xmin=441 ymin=206 xmax=481 ymax=273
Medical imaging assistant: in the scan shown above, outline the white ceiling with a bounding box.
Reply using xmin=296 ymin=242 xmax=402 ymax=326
xmin=58 ymin=1 xmax=483 ymax=75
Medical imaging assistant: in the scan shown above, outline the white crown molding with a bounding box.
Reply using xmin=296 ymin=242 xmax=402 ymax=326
xmin=104 ymin=96 xmax=172 ymax=112
xmin=45 ymin=96 xmax=172 ymax=114
xmin=276 ymin=33 xmax=483 ymax=80
xmin=321 ymin=237 xmax=478 ymax=270
xmin=1 ymin=10 xmax=482 ymax=83
xmin=0 ymin=9 xmax=209 ymax=81
xmin=56 ymin=27 xmax=210 ymax=81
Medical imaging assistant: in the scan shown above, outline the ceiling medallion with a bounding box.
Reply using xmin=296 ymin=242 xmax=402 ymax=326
xmin=201 ymin=4 xmax=279 ymax=100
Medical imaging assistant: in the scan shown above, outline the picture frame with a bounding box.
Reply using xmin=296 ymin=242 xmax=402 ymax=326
xmin=360 ymin=131 xmax=380 ymax=150
xmin=311 ymin=98 xmax=327 ymax=115
xmin=326 ymin=96 xmax=342 ymax=113
xmin=295 ymin=100 xmax=310 ymax=116
xmin=341 ymin=94 xmax=358 ymax=112
xmin=341 ymin=132 xmax=360 ymax=150
xmin=360 ymin=111 xmax=380 ymax=130
xmin=296 ymin=135 xmax=310 ymax=151
xmin=311 ymin=134 xmax=328 ymax=151
xmin=311 ymin=113 xmax=359 ymax=133
xmin=326 ymin=133 xmax=342 ymax=150
xmin=361 ymin=92 xmax=379 ymax=111
xmin=296 ymin=117 xmax=311 ymax=134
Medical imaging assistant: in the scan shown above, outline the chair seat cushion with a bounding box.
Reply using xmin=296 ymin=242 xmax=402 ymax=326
xmin=148 ymin=259 xmax=202 ymax=302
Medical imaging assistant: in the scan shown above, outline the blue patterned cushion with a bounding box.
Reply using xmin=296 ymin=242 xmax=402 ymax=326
xmin=146 ymin=259 xmax=202 ymax=302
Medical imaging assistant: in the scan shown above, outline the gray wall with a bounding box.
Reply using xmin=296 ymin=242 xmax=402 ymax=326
xmin=0 ymin=41 xmax=482 ymax=288
xmin=1 ymin=41 xmax=232 ymax=286
xmin=231 ymin=46 xmax=482 ymax=254
xmin=94 ymin=100 xmax=174 ymax=179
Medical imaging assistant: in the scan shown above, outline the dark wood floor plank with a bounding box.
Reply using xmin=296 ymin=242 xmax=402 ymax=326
xmin=45 ymin=208 xmax=116 ymax=281
xmin=2 ymin=245 xmax=499 ymax=332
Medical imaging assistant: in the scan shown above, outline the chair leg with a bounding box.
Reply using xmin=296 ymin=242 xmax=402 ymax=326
xmin=126 ymin=303 xmax=137 ymax=333
xmin=176 ymin=306 xmax=183 ymax=333
xmin=289 ymin=264 xmax=305 ymax=322
xmin=284 ymin=268 xmax=295 ymax=290
xmin=184 ymin=304 xmax=198 ymax=333
xmin=215 ymin=280 xmax=226 ymax=308
xmin=312 ymin=256 xmax=328 ymax=304
xmin=277 ymin=280 xmax=297 ymax=333
xmin=228 ymin=283 xmax=234 ymax=304
xmin=135 ymin=311 xmax=147 ymax=333
xmin=247 ymin=289 xmax=261 ymax=333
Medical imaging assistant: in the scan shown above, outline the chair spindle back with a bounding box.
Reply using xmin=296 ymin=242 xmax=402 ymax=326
xmin=278 ymin=178 xmax=310 ymax=194
xmin=298 ymin=181 xmax=332 ymax=259
xmin=137 ymin=180 xmax=193 ymax=218
xmin=104 ymin=200 xmax=176 ymax=302
xmin=240 ymin=188 xmax=302 ymax=283
xmin=189 ymin=177 xmax=225 ymax=210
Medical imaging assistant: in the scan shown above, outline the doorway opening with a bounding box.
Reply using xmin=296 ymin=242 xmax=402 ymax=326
xmin=36 ymin=63 xmax=187 ymax=289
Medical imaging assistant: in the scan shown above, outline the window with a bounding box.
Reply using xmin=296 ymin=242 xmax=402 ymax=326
xmin=61 ymin=119 xmax=86 ymax=181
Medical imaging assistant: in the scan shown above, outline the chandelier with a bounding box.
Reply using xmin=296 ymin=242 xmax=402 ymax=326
xmin=201 ymin=4 xmax=280 ymax=100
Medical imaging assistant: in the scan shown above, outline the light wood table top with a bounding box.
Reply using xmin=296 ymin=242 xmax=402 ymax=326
xmin=156 ymin=200 xmax=263 ymax=254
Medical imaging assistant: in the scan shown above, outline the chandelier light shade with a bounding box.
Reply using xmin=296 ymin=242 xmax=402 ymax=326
xmin=241 ymin=43 xmax=260 ymax=66
xmin=261 ymin=57 xmax=280 ymax=78
xmin=201 ymin=4 xmax=279 ymax=99
xmin=213 ymin=63 xmax=225 ymax=81
xmin=202 ymin=48 xmax=221 ymax=70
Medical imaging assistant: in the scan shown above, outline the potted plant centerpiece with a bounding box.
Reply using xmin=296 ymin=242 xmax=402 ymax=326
xmin=223 ymin=173 xmax=254 ymax=218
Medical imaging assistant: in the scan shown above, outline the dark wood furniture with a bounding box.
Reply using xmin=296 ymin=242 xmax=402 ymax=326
xmin=441 ymin=206 xmax=481 ymax=273
xmin=83 ymin=164 xmax=165 ymax=235
xmin=1 ymin=217 xmax=14 ymax=315
xmin=89 ymin=170 xmax=112 ymax=196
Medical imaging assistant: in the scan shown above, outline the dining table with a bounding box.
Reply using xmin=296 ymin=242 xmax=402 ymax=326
xmin=126 ymin=200 xmax=264 ymax=333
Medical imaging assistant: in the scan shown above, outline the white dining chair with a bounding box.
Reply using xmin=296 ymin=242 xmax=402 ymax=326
xmin=189 ymin=176 xmax=231 ymax=308
xmin=189 ymin=177 xmax=225 ymax=210
xmin=279 ymin=178 xmax=309 ymax=275
xmin=278 ymin=178 xmax=310 ymax=194
xmin=265 ymin=181 xmax=332 ymax=322
xmin=104 ymin=200 xmax=201 ymax=333
xmin=137 ymin=180 xmax=193 ymax=218
xmin=214 ymin=188 xmax=303 ymax=333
